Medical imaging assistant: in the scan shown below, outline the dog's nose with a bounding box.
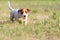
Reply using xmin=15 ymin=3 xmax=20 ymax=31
xmin=24 ymin=15 xmax=26 ymax=17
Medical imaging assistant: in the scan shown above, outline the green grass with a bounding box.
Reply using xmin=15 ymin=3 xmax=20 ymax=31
xmin=0 ymin=0 xmax=60 ymax=40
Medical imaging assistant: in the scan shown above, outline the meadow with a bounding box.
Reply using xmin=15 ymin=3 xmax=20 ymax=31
xmin=0 ymin=0 xmax=60 ymax=40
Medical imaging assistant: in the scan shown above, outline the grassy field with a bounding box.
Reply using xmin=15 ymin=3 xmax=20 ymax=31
xmin=0 ymin=0 xmax=60 ymax=40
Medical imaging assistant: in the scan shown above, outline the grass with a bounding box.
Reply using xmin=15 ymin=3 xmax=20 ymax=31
xmin=0 ymin=0 xmax=60 ymax=40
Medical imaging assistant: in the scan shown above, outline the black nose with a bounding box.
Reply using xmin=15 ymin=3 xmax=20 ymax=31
xmin=24 ymin=15 xmax=26 ymax=17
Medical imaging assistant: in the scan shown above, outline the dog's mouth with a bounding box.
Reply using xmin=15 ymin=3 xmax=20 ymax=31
xmin=23 ymin=15 xmax=26 ymax=19
xmin=24 ymin=17 xmax=26 ymax=19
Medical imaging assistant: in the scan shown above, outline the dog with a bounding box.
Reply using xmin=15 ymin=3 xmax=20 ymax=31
xmin=8 ymin=0 xmax=30 ymax=25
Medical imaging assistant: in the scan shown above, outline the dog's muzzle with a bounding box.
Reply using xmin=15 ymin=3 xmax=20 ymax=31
xmin=24 ymin=15 xmax=26 ymax=17
xmin=23 ymin=15 xmax=26 ymax=19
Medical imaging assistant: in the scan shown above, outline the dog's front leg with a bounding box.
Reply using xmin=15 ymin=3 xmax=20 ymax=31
xmin=19 ymin=17 xmax=22 ymax=23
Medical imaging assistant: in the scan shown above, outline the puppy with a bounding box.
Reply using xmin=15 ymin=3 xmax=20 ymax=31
xmin=8 ymin=0 xmax=30 ymax=25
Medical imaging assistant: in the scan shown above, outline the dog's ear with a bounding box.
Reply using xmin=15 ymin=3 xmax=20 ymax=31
xmin=27 ymin=9 xmax=30 ymax=12
xmin=18 ymin=9 xmax=23 ymax=13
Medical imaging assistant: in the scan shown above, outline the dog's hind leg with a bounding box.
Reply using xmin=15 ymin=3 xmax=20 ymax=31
xmin=10 ymin=15 xmax=14 ymax=22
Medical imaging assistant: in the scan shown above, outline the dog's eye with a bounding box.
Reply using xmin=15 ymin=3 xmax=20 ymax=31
xmin=21 ymin=12 xmax=23 ymax=14
xmin=25 ymin=11 xmax=27 ymax=13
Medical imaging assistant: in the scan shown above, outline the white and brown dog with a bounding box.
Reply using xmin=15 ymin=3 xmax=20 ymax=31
xmin=8 ymin=0 xmax=30 ymax=25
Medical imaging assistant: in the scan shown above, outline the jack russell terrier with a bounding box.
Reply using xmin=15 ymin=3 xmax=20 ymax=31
xmin=8 ymin=0 xmax=30 ymax=25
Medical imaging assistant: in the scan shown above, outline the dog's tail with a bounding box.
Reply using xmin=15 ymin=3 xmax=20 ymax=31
xmin=8 ymin=0 xmax=14 ymax=10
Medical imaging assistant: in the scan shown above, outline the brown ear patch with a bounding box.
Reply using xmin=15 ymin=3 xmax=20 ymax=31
xmin=18 ymin=9 xmax=24 ymax=15
xmin=18 ymin=9 xmax=23 ymax=13
xmin=27 ymin=9 xmax=30 ymax=12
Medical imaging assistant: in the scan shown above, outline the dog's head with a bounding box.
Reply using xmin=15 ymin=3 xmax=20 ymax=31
xmin=18 ymin=8 xmax=30 ymax=18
